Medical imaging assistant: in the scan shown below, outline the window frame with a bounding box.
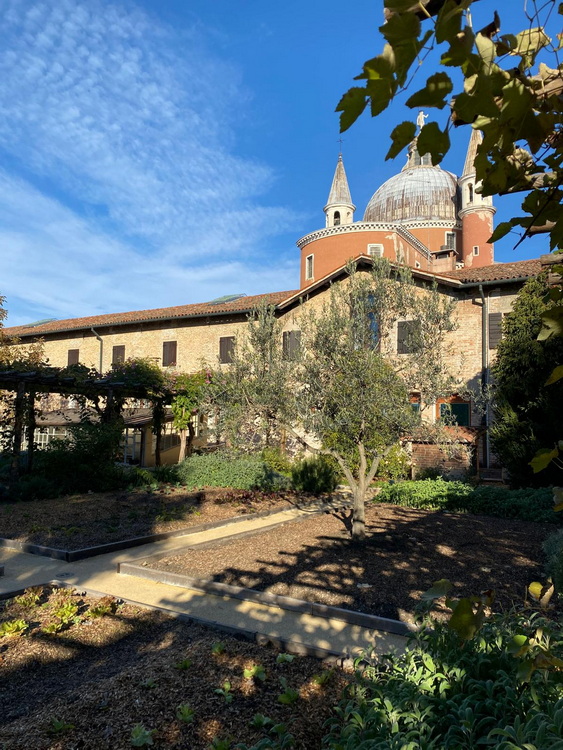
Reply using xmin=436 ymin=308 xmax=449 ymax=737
xmin=67 ymin=348 xmax=79 ymax=366
xmin=305 ymin=254 xmax=314 ymax=280
xmin=112 ymin=345 xmax=125 ymax=365
xmin=219 ymin=336 xmax=235 ymax=364
xmin=162 ymin=340 xmax=177 ymax=367
xmin=397 ymin=320 xmax=419 ymax=354
xmin=282 ymin=330 xmax=301 ymax=360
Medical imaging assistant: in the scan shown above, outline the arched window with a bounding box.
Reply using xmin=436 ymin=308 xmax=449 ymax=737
xmin=468 ymin=183 xmax=474 ymax=203
xmin=334 ymin=211 xmax=341 ymax=226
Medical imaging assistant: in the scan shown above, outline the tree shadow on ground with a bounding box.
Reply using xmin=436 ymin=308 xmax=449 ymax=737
xmin=158 ymin=504 xmax=552 ymax=623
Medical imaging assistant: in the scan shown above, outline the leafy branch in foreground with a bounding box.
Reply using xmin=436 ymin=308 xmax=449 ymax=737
xmin=338 ymin=0 xmax=563 ymax=249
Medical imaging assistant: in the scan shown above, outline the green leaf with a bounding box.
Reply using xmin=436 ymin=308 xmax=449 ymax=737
xmin=336 ymin=87 xmax=368 ymax=132
xmin=517 ymin=658 xmax=535 ymax=683
xmin=488 ymin=221 xmax=518 ymax=243
xmin=367 ymin=78 xmax=395 ymax=118
xmin=381 ymin=12 xmax=421 ymax=48
xmin=508 ymin=634 xmax=529 ymax=656
xmin=435 ymin=0 xmax=465 ymax=44
xmin=546 ymin=365 xmax=563 ymax=385
xmin=553 ymin=487 xmax=563 ymax=513
xmin=417 ymin=122 xmax=450 ymax=165
xmin=529 ymin=447 xmax=559 ymax=473
xmin=386 ymin=121 xmax=416 ymax=160
xmin=514 ymin=28 xmax=551 ymax=67
xmin=405 ymin=72 xmax=453 ymax=110
xmin=528 ymin=581 xmax=544 ymax=601
xmin=384 ymin=0 xmax=417 ymax=12
xmin=441 ymin=27 xmax=475 ymax=67
xmin=538 ymin=307 xmax=563 ymax=340
xmin=448 ymin=597 xmax=481 ymax=640
xmin=475 ymin=31 xmax=496 ymax=72
xmin=421 ymin=578 xmax=452 ymax=601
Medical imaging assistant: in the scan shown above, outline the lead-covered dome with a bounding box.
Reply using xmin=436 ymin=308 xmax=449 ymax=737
xmin=363 ymin=165 xmax=459 ymax=223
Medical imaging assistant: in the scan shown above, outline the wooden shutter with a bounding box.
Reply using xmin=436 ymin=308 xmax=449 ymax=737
xmin=67 ymin=349 xmax=79 ymax=366
xmin=162 ymin=340 xmax=177 ymax=367
xmin=219 ymin=336 xmax=235 ymax=364
xmin=283 ymin=330 xmax=301 ymax=360
xmin=397 ymin=321 xmax=418 ymax=354
xmin=489 ymin=312 xmax=503 ymax=349
xmin=112 ymin=345 xmax=125 ymax=365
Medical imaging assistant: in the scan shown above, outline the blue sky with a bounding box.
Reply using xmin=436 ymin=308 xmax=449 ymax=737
xmin=1 ymin=0 xmax=550 ymax=326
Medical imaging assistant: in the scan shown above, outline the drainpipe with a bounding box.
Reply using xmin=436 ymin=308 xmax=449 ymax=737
xmin=478 ymin=285 xmax=489 ymax=469
xmin=90 ymin=328 xmax=103 ymax=374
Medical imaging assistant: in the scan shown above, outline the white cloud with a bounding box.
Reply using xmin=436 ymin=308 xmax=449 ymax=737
xmin=0 ymin=0 xmax=304 ymax=326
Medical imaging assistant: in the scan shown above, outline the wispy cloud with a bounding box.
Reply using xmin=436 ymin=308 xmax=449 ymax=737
xmin=0 ymin=0 xmax=302 ymax=325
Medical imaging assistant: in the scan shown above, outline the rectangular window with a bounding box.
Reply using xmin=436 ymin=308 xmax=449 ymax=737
xmin=439 ymin=402 xmax=470 ymax=427
xmin=282 ymin=330 xmax=301 ymax=360
xmin=305 ymin=254 xmax=314 ymax=280
xmin=397 ymin=320 xmax=419 ymax=354
xmin=162 ymin=340 xmax=177 ymax=367
xmin=219 ymin=336 xmax=235 ymax=364
xmin=67 ymin=348 xmax=79 ymax=366
xmin=489 ymin=312 xmax=503 ymax=349
xmin=445 ymin=232 xmax=456 ymax=250
xmin=473 ymin=245 xmax=480 ymax=256
xmin=112 ymin=345 xmax=125 ymax=365
xmin=367 ymin=244 xmax=383 ymax=258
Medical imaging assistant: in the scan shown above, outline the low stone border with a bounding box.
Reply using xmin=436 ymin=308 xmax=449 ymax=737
xmin=0 ymin=496 xmax=350 ymax=562
xmin=1 ymin=579 xmax=355 ymax=665
xmin=118 ymin=562 xmax=415 ymax=638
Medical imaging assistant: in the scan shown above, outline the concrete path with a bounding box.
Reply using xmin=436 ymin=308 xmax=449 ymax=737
xmin=0 ymin=505 xmax=408 ymax=659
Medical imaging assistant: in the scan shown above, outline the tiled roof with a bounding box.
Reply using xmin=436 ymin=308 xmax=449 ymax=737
xmin=441 ymin=259 xmax=542 ymax=283
xmin=6 ymin=290 xmax=297 ymax=338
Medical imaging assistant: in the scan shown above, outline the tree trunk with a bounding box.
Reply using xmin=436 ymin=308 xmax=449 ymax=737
xmin=178 ymin=428 xmax=187 ymax=463
xmin=26 ymin=389 xmax=36 ymax=473
xmin=187 ymin=421 xmax=195 ymax=457
xmin=10 ymin=383 xmax=25 ymax=480
xmin=351 ymin=478 xmax=366 ymax=540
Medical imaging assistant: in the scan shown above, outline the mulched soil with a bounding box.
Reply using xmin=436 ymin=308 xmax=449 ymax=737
xmin=146 ymin=503 xmax=554 ymax=624
xmin=0 ymin=488 xmax=304 ymax=550
xmin=0 ymin=586 xmax=349 ymax=749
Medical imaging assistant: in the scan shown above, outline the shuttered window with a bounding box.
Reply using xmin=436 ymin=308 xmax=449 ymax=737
xmin=397 ymin=321 xmax=419 ymax=354
xmin=112 ymin=345 xmax=125 ymax=365
xmin=489 ymin=312 xmax=503 ymax=349
xmin=162 ymin=340 xmax=177 ymax=367
xmin=67 ymin=349 xmax=79 ymax=366
xmin=439 ymin=402 xmax=470 ymax=427
xmin=282 ymin=330 xmax=301 ymax=360
xmin=219 ymin=336 xmax=235 ymax=364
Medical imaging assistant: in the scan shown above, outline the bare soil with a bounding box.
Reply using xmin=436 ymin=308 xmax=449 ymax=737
xmin=0 ymin=586 xmax=348 ymax=749
xmin=0 ymin=488 xmax=304 ymax=551
xmin=146 ymin=504 xmax=553 ymax=624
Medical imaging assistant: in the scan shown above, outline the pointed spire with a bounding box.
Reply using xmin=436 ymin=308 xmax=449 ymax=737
xmin=326 ymin=154 xmax=353 ymax=206
xmin=324 ymin=153 xmax=355 ymax=227
xmin=462 ymin=128 xmax=482 ymax=177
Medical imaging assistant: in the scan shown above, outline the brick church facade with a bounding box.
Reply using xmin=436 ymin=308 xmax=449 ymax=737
xmin=4 ymin=128 xmax=547 ymax=473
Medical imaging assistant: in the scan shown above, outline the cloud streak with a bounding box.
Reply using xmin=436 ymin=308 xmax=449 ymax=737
xmin=0 ymin=0 xmax=302 ymax=325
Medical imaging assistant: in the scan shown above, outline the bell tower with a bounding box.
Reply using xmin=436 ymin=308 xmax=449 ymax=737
xmin=458 ymin=129 xmax=496 ymax=267
xmin=324 ymin=154 xmax=355 ymax=228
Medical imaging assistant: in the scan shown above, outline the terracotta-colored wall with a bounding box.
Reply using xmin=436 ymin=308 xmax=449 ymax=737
xmin=299 ymin=230 xmax=432 ymax=288
xmin=461 ymin=210 xmax=494 ymax=267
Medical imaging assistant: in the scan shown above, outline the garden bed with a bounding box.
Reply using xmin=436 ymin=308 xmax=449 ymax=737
xmin=0 ymin=487 xmax=307 ymax=553
xmin=0 ymin=586 xmax=348 ymax=749
xmin=142 ymin=503 xmax=553 ymax=625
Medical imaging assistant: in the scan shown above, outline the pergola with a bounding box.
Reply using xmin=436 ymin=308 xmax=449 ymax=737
xmin=0 ymin=368 xmax=173 ymax=477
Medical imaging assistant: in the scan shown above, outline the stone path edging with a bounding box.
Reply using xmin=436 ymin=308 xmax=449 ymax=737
xmin=0 ymin=496 xmax=349 ymax=563
xmin=118 ymin=561 xmax=415 ymax=638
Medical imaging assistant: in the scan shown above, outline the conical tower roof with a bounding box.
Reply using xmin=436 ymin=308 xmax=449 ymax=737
xmin=462 ymin=128 xmax=482 ymax=177
xmin=325 ymin=154 xmax=353 ymax=207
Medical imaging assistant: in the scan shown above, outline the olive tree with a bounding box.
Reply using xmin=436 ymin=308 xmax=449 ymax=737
xmin=210 ymin=261 xmax=458 ymax=540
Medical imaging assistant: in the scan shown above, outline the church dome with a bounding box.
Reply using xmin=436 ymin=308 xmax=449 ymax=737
xmin=363 ymin=165 xmax=459 ymax=223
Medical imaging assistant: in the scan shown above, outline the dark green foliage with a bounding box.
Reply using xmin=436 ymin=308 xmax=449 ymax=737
xmin=290 ymin=455 xmax=339 ymax=495
xmin=324 ymin=611 xmax=563 ymax=749
xmin=543 ymin=529 xmax=563 ymax=595
xmin=375 ymin=443 xmax=410 ymax=481
xmin=176 ymin=452 xmax=289 ymax=491
xmin=151 ymin=464 xmax=179 ymax=484
xmin=376 ymin=479 xmax=558 ymax=524
xmin=261 ymin=447 xmax=292 ymax=476
xmin=491 ymin=275 xmax=563 ymax=488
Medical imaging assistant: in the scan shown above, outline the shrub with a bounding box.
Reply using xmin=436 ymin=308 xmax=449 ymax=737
xmin=151 ymin=464 xmax=179 ymax=484
xmin=261 ymin=447 xmax=292 ymax=476
xmin=176 ymin=452 xmax=288 ymax=491
xmin=324 ymin=609 xmax=563 ymax=749
xmin=375 ymin=443 xmax=410 ymax=481
xmin=291 ymin=455 xmax=339 ymax=495
xmin=415 ymin=465 xmax=445 ymax=480
xmin=544 ymin=529 xmax=563 ymax=595
xmin=376 ymin=479 xmax=558 ymax=524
